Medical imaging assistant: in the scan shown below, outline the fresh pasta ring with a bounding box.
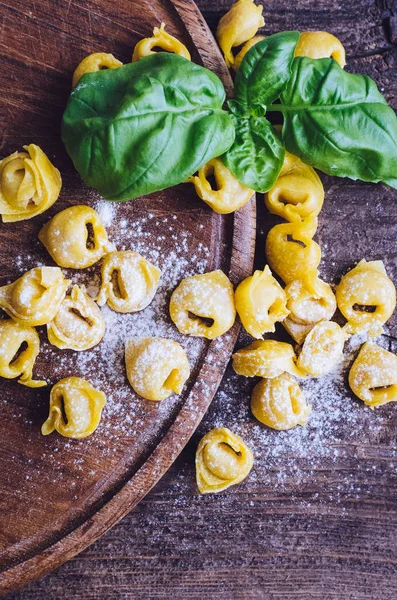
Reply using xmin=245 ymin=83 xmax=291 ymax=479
xmin=132 ymin=23 xmax=191 ymax=62
xmin=348 ymin=342 xmax=397 ymax=408
xmin=295 ymin=31 xmax=346 ymax=68
xmin=0 ymin=319 xmax=46 ymax=388
xmin=232 ymin=339 xmax=305 ymax=379
xmin=216 ymin=0 xmax=264 ymax=68
xmin=72 ymin=52 xmax=122 ymax=87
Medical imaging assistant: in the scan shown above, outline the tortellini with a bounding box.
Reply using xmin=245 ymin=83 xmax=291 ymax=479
xmin=232 ymin=35 xmax=265 ymax=71
xmin=72 ymin=52 xmax=122 ymax=87
xmin=132 ymin=23 xmax=191 ymax=62
xmin=187 ymin=158 xmax=253 ymax=214
xmin=335 ymin=259 xmax=396 ymax=337
xmin=265 ymin=150 xmax=324 ymax=223
xmin=0 ymin=319 xmax=45 ymax=388
xmin=39 ymin=205 xmax=115 ymax=269
xmin=47 ymin=285 xmax=105 ymax=351
xmin=235 ymin=266 xmax=289 ymax=338
xmin=349 ymin=342 xmax=397 ymax=409
xmin=96 ymin=251 xmax=161 ymax=313
xmin=41 ymin=377 xmax=106 ymax=439
xmin=251 ymin=374 xmax=311 ymax=430
xmin=0 ymin=267 xmax=69 ymax=326
xmin=169 ymin=270 xmax=236 ymax=339
xmin=295 ymin=31 xmax=346 ymax=68
xmin=232 ymin=339 xmax=305 ymax=378
xmin=196 ymin=427 xmax=253 ymax=494
xmin=0 ymin=144 xmax=62 ymax=223
xmin=296 ymin=320 xmax=349 ymax=377
xmin=216 ymin=0 xmax=264 ymax=68
xmin=125 ymin=337 xmax=190 ymax=401
xmin=265 ymin=218 xmax=322 ymax=296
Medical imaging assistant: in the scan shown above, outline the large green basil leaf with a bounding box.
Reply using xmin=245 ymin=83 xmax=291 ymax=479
xmin=235 ymin=31 xmax=300 ymax=109
xmin=223 ymin=114 xmax=285 ymax=192
xmin=274 ymin=57 xmax=397 ymax=187
xmin=62 ymin=54 xmax=235 ymax=201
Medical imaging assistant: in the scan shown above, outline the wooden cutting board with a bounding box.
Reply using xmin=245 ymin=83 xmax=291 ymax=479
xmin=0 ymin=0 xmax=256 ymax=593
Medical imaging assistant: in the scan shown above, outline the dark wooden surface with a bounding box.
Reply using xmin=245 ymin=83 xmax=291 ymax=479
xmin=4 ymin=0 xmax=397 ymax=598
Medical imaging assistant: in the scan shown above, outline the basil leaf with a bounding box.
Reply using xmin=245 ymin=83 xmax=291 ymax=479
xmin=223 ymin=114 xmax=285 ymax=192
xmin=276 ymin=57 xmax=397 ymax=187
xmin=62 ymin=54 xmax=235 ymax=201
xmin=235 ymin=31 xmax=300 ymax=108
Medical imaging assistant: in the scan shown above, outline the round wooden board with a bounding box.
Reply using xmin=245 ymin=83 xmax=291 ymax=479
xmin=0 ymin=0 xmax=256 ymax=593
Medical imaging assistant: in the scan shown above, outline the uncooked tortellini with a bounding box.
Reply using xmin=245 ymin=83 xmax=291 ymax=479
xmin=39 ymin=205 xmax=115 ymax=269
xmin=41 ymin=377 xmax=106 ymax=439
xmin=251 ymin=374 xmax=311 ymax=430
xmin=0 ymin=144 xmax=62 ymax=223
xmin=0 ymin=319 xmax=45 ymax=388
xmin=349 ymin=342 xmax=397 ymax=409
xmin=235 ymin=266 xmax=289 ymax=338
xmin=170 ymin=270 xmax=236 ymax=339
xmin=72 ymin=52 xmax=122 ymax=87
xmin=96 ymin=251 xmax=161 ymax=313
xmin=297 ymin=320 xmax=349 ymax=377
xmin=187 ymin=158 xmax=253 ymax=214
xmin=196 ymin=427 xmax=253 ymax=494
xmin=47 ymin=285 xmax=105 ymax=351
xmin=216 ymin=0 xmax=264 ymax=68
xmin=0 ymin=267 xmax=69 ymax=326
xmin=125 ymin=337 xmax=190 ymax=401
xmin=265 ymin=150 xmax=324 ymax=223
xmin=335 ymin=259 xmax=396 ymax=336
xmin=232 ymin=339 xmax=305 ymax=378
xmin=132 ymin=23 xmax=191 ymax=62
xmin=232 ymin=35 xmax=265 ymax=71
xmin=295 ymin=31 xmax=346 ymax=68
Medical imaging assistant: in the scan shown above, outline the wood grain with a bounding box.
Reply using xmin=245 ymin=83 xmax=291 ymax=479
xmin=4 ymin=0 xmax=397 ymax=598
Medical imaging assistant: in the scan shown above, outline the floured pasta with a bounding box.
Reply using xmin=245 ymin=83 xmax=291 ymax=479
xmin=232 ymin=35 xmax=265 ymax=71
xmin=0 ymin=144 xmax=62 ymax=223
xmin=295 ymin=31 xmax=346 ymax=68
xmin=297 ymin=320 xmax=349 ymax=377
xmin=169 ymin=270 xmax=236 ymax=339
xmin=335 ymin=259 xmax=396 ymax=336
xmin=251 ymin=373 xmax=311 ymax=430
xmin=216 ymin=0 xmax=264 ymax=67
xmin=349 ymin=342 xmax=397 ymax=408
xmin=96 ymin=250 xmax=161 ymax=313
xmin=196 ymin=427 xmax=253 ymax=494
xmin=47 ymin=285 xmax=105 ymax=351
xmin=72 ymin=52 xmax=122 ymax=87
xmin=0 ymin=266 xmax=69 ymax=326
xmin=232 ymin=339 xmax=305 ymax=378
xmin=235 ymin=266 xmax=289 ymax=338
xmin=132 ymin=23 xmax=191 ymax=62
xmin=282 ymin=318 xmax=314 ymax=346
xmin=41 ymin=377 xmax=106 ymax=439
xmin=187 ymin=158 xmax=253 ymax=214
xmin=285 ymin=279 xmax=336 ymax=325
xmin=39 ymin=205 xmax=115 ymax=269
xmin=125 ymin=337 xmax=190 ymax=401
xmin=0 ymin=319 xmax=46 ymax=388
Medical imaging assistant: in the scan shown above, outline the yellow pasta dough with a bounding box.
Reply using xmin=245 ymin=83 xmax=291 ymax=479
xmin=187 ymin=158 xmax=253 ymax=214
xmin=232 ymin=35 xmax=265 ymax=71
xmin=335 ymin=259 xmax=396 ymax=336
xmin=265 ymin=150 xmax=324 ymax=222
xmin=251 ymin=374 xmax=311 ymax=430
xmin=196 ymin=427 xmax=253 ymax=494
xmin=41 ymin=377 xmax=106 ymax=438
xmin=265 ymin=218 xmax=322 ymax=296
xmin=132 ymin=23 xmax=191 ymax=62
xmin=125 ymin=337 xmax=190 ymax=401
xmin=216 ymin=0 xmax=264 ymax=68
xmin=0 ymin=144 xmax=62 ymax=223
xmin=349 ymin=342 xmax=397 ymax=409
xmin=47 ymin=285 xmax=105 ymax=351
xmin=0 ymin=266 xmax=69 ymax=326
xmin=39 ymin=205 xmax=115 ymax=269
xmin=169 ymin=270 xmax=236 ymax=339
xmin=297 ymin=320 xmax=349 ymax=377
xmin=285 ymin=279 xmax=336 ymax=325
xmin=295 ymin=31 xmax=346 ymax=68
xmin=96 ymin=250 xmax=161 ymax=313
xmin=282 ymin=318 xmax=314 ymax=346
xmin=232 ymin=339 xmax=305 ymax=378
xmin=0 ymin=319 xmax=46 ymax=388
xmin=72 ymin=52 xmax=122 ymax=87
xmin=235 ymin=266 xmax=289 ymax=338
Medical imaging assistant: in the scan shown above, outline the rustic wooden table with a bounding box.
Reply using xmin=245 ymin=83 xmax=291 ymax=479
xmin=6 ymin=0 xmax=397 ymax=598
